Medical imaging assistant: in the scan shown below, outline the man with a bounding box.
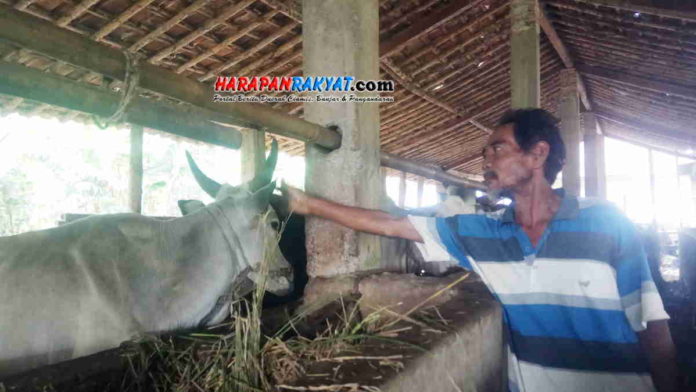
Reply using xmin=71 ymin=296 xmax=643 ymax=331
xmin=283 ymin=109 xmax=678 ymax=391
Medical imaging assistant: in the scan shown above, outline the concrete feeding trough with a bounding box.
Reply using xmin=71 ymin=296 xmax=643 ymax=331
xmin=0 ymin=272 xmax=503 ymax=392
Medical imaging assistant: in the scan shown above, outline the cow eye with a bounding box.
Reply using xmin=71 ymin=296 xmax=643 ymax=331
xmin=270 ymin=221 xmax=280 ymax=231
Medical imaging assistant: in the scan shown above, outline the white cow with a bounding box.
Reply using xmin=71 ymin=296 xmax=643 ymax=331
xmin=0 ymin=142 xmax=291 ymax=377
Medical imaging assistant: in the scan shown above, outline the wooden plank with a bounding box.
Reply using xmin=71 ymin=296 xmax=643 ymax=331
xmin=379 ymin=0 xmax=486 ymax=58
xmin=577 ymin=64 xmax=696 ymax=102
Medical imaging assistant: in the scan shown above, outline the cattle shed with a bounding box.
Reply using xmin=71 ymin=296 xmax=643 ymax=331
xmin=1 ymin=0 xmax=696 ymax=391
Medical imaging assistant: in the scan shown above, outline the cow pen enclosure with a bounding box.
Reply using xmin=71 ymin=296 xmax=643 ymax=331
xmin=1 ymin=0 xmax=696 ymax=391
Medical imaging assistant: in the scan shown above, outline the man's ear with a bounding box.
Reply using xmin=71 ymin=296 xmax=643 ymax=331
xmin=178 ymin=199 xmax=205 ymax=215
xmin=530 ymin=141 xmax=551 ymax=169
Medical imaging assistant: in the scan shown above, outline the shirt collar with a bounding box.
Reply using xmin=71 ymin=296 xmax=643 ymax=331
xmin=501 ymin=188 xmax=579 ymax=223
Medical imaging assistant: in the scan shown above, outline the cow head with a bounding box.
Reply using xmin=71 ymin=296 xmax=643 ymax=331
xmin=182 ymin=139 xmax=292 ymax=297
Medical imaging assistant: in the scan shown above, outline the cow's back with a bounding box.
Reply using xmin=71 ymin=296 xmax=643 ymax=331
xmin=0 ymin=214 xmax=164 ymax=377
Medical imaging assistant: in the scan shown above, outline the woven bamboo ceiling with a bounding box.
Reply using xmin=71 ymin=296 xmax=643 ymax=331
xmin=1 ymin=0 xmax=695 ymax=177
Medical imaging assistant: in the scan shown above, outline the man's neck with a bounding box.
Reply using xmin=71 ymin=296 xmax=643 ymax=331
xmin=511 ymin=176 xmax=561 ymax=229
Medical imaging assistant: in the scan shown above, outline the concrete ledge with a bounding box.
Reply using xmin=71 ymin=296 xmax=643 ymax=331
xmin=291 ymin=271 xmax=505 ymax=392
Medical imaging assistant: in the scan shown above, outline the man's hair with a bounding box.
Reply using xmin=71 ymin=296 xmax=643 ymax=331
xmin=498 ymin=108 xmax=566 ymax=184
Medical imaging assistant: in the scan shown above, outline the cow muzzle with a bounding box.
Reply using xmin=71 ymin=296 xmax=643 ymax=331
xmin=247 ymin=268 xmax=293 ymax=296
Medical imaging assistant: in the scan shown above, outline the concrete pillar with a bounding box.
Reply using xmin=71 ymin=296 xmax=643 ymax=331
xmin=241 ymin=129 xmax=266 ymax=182
xmin=559 ymin=68 xmax=581 ymax=195
xmin=582 ymin=112 xmax=606 ymax=198
xmin=303 ymin=0 xmax=381 ymax=277
xmin=129 ymin=125 xmax=143 ymax=213
xmin=510 ymin=0 xmax=540 ymax=108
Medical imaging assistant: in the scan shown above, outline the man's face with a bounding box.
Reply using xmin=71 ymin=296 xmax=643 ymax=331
xmin=481 ymin=123 xmax=535 ymax=191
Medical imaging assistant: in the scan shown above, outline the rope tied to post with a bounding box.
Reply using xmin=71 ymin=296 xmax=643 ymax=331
xmin=92 ymin=50 xmax=140 ymax=129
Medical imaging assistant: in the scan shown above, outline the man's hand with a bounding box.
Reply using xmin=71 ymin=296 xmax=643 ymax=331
xmin=278 ymin=183 xmax=422 ymax=242
xmin=281 ymin=183 xmax=311 ymax=215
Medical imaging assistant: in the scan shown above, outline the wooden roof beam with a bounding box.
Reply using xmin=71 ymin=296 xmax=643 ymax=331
xmin=577 ymin=64 xmax=696 ymax=102
xmin=573 ymin=0 xmax=696 ymax=23
xmin=538 ymin=2 xmax=592 ymax=111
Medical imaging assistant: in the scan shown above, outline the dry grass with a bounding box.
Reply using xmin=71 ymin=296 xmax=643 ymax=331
xmin=119 ymin=213 xmax=466 ymax=392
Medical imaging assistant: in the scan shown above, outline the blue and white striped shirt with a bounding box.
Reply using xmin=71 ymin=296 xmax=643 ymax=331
xmin=410 ymin=191 xmax=668 ymax=392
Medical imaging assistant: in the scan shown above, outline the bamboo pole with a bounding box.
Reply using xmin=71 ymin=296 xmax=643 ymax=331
xmin=0 ymin=61 xmax=242 ymax=148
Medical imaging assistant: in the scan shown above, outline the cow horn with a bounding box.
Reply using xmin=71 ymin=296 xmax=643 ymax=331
xmin=248 ymin=138 xmax=278 ymax=192
xmin=185 ymin=151 xmax=222 ymax=198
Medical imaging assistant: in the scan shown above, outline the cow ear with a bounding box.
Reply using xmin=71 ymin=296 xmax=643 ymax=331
xmin=253 ymin=180 xmax=276 ymax=210
xmin=248 ymin=138 xmax=278 ymax=192
xmin=178 ymin=199 xmax=205 ymax=215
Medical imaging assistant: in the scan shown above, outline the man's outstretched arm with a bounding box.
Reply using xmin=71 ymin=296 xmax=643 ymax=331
xmin=283 ymin=185 xmax=423 ymax=242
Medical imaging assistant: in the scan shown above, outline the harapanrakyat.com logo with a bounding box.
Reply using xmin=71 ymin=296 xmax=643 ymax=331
xmin=212 ymin=75 xmax=396 ymax=103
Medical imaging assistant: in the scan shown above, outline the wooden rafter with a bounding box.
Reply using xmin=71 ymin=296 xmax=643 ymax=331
xmin=92 ymin=0 xmax=156 ymax=41
xmin=56 ymin=0 xmax=100 ymax=27
xmin=13 ymin=0 xmax=34 ymax=10
xmin=538 ymin=1 xmax=592 ymax=110
xmin=380 ymin=0 xmax=487 ymax=58
xmin=573 ymin=0 xmax=696 ymax=23
xmin=175 ymin=10 xmax=279 ymax=74
xmin=128 ymin=0 xmax=210 ymax=53
xmin=148 ymin=0 xmax=256 ymax=65
xmin=444 ymin=150 xmax=484 ymax=170
xmin=198 ymin=21 xmax=297 ymax=81
xmin=577 ymin=64 xmax=696 ymax=101
xmin=382 ymin=59 xmax=495 ymax=134
xmin=595 ymin=109 xmax=696 ymax=145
